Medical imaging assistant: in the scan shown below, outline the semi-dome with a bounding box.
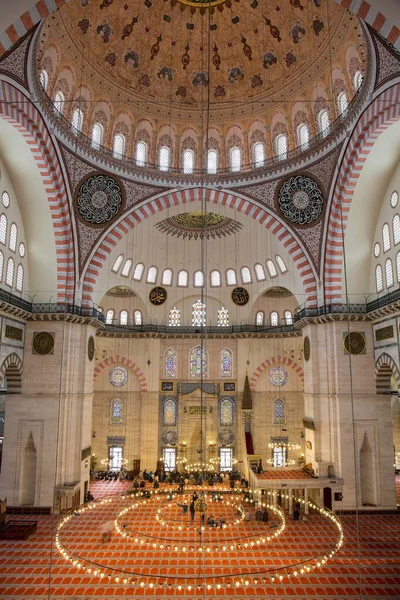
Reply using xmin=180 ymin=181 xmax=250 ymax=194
xmin=37 ymin=0 xmax=366 ymax=171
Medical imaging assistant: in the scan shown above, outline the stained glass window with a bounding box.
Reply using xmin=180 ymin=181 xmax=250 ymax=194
xmin=393 ymin=215 xmax=400 ymax=245
xmin=218 ymin=307 xmax=230 ymax=327
xmin=270 ymin=311 xmax=279 ymax=327
xmin=169 ymin=307 xmax=181 ymax=327
xmin=220 ymin=398 xmax=234 ymax=426
xmin=16 ymin=264 xmax=23 ymax=292
xmin=383 ymin=224 xmax=391 ymax=252
xmin=9 ymin=223 xmax=17 ymax=252
xmin=106 ymin=309 xmax=114 ymax=324
xmin=273 ymin=398 xmax=286 ymax=424
xmin=163 ymin=398 xmax=176 ymax=426
xmin=109 ymin=366 xmax=128 ymax=387
xmin=189 ymin=346 xmax=208 ymax=378
xmin=111 ymin=398 xmax=123 ymax=424
xmin=6 ymin=257 xmax=14 ymax=287
xmin=164 ymin=347 xmax=177 ymax=378
xmin=192 ymin=300 xmax=206 ymax=327
xmin=134 ymin=310 xmax=142 ymax=325
xmin=284 ymin=310 xmax=293 ymax=325
xmin=386 ymin=258 xmax=394 ymax=288
xmin=269 ymin=366 xmax=288 ymax=387
xmin=120 ymin=310 xmax=128 ymax=325
xmin=220 ymin=348 xmax=233 ymax=377
xmin=0 ymin=214 xmax=7 ymax=244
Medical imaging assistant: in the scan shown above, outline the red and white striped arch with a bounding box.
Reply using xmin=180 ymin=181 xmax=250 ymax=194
xmin=82 ymin=187 xmax=317 ymax=308
xmin=250 ymin=355 xmax=304 ymax=391
xmin=93 ymin=355 xmax=148 ymax=392
xmin=324 ymin=84 xmax=400 ymax=302
xmin=0 ymin=80 xmax=75 ymax=301
xmin=0 ymin=0 xmax=399 ymax=55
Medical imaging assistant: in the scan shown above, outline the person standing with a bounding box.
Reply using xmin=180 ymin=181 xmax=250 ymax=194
xmin=190 ymin=500 xmax=195 ymax=521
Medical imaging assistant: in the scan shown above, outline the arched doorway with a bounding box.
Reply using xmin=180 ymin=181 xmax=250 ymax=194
xmin=323 ymin=487 xmax=332 ymax=510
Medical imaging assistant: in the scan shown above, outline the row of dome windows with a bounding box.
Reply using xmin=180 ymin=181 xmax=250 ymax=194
xmin=0 ymin=188 xmax=26 ymax=293
xmin=0 ymin=253 xmax=24 ymax=291
xmin=373 ymin=190 xmax=399 ymax=293
xmin=104 ymin=304 xmax=293 ymax=327
xmin=40 ymin=68 xmax=361 ymax=173
xmin=111 ymin=256 xmax=287 ymax=286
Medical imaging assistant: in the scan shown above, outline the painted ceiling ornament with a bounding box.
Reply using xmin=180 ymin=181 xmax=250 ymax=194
xmin=161 ymin=429 xmax=178 ymax=445
xmin=76 ymin=173 xmax=124 ymax=225
xmin=177 ymin=0 xmax=227 ymax=7
xmin=155 ymin=211 xmax=243 ymax=240
xmin=106 ymin=286 xmax=136 ymax=297
xmin=277 ymin=174 xmax=324 ymax=226
xmin=269 ymin=366 xmax=289 ymax=387
xmin=109 ymin=366 xmax=128 ymax=387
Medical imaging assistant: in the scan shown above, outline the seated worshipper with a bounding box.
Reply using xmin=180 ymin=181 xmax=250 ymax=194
xmin=262 ymin=509 xmax=269 ymax=522
xmin=255 ymin=508 xmax=263 ymax=521
xmin=244 ymin=510 xmax=251 ymax=522
xmin=293 ymin=508 xmax=300 ymax=521
xmin=177 ymin=503 xmax=189 ymax=514
xmin=207 ymin=515 xmax=217 ymax=527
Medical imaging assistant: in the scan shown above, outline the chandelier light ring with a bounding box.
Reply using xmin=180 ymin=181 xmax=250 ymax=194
xmin=55 ymin=489 xmax=343 ymax=589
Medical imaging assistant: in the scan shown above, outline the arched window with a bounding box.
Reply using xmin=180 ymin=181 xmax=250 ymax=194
xmin=54 ymin=91 xmax=65 ymax=114
xmin=0 ymin=214 xmax=7 ymax=244
xmin=391 ymin=191 xmax=399 ymax=208
xmin=164 ymin=348 xmax=177 ymax=378
xmin=163 ymin=397 xmax=176 ymax=426
xmin=220 ymin=348 xmax=233 ymax=377
xmin=338 ymin=92 xmax=348 ymax=114
xmin=162 ymin=268 xmax=173 ymax=286
xmin=297 ymin=123 xmax=309 ymax=149
xmin=120 ymin=310 xmax=128 ymax=325
xmin=6 ymin=257 xmax=14 ymax=287
xmin=256 ymin=311 xmax=264 ymax=326
xmin=183 ymin=149 xmax=194 ymax=174
xmin=255 ymin=263 xmax=266 ymax=281
xmin=121 ymin=259 xmax=132 ymax=277
xmin=318 ymin=109 xmax=330 ymax=136
xmin=354 ymin=71 xmax=363 ymax=91
xmin=393 ymin=215 xmax=400 ymax=245
xmin=226 ymin=269 xmax=237 ymax=286
xmin=159 ymin=146 xmax=171 ymax=172
xmin=273 ymin=398 xmax=286 ymax=424
xmin=136 ymin=141 xmax=147 ymax=166
xmin=111 ymin=398 xmax=123 ymax=424
xmin=266 ymin=259 xmax=278 ymax=277
xmin=178 ymin=270 xmax=188 ymax=287
xmin=133 ymin=262 xmax=144 ymax=281
xmin=217 ymin=307 xmax=230 ymax=327
xmin=112 ymin=254 xmax=124 ymax=273
xmin=9 ymin=223 xmax=17 ymax=252
xmin=194 ymin=270 xmax=204 ymax=287
xmin=284 ymin=310 xmax=293 ymax=325
xmin=134 ymin=310 xmax=142 ymax=325
xmin=71 ymin=108 xmax=83 ymax=133
xmin=2 ymin=191 xmax=10 ymax=208
xmin=382 ymin=223 xmax=391 ymax=252
xmin=0 ymin=251 xmax=3 ymax=281
xmin=375 ymin=264 xmax=383 ymax=292
xmin=39 ymin=69 xmax=48 ymax=91
xmin=241 ymin=266 xmax=252 ymax=284
xmin=275 ymin=134 xmax=288 ymax=159
xmin=270 ymin=311 xmax=279 ymax=327
xmin=386 ymin=258 xmax=394 ymax=288
xmin=397 ymin=252 xmax=400 ymax=282
xmin=210 ymin=270 xmax=221 ymax=287
xmin=220 ymin=397 xmax=233 ymax=426
xmin=16 ymin=264 xmax=24 ymax=292
xmin=253 ymin=142 xmax=265 ymax=168
xmin=275 ymin=255 xmax=287 ymax=273
xmin=192 ymin=300 xmax=206 ymax=326
xmin=230 ymin=147 xmax=241 ymax=172
xmin=91 ymin=123 xmax=104 ymax=150
xmin=207 ymin=150 xmax=218 ymax=174
xmin=146 ymin=266 xmax=158 ymax=283
xmin=189 ymin=346 xmax=208 ymax=378
xmin=168 ymin=307 xmax=181 ymax=327
xmin=106 ymin=309 xmax=114 ymax=324
xmin=113 ymin=133 xmax=125 ymax=158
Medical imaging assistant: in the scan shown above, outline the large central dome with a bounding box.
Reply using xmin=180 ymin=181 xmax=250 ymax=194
xmin=41 ymin=0 xmax=360 ymax=123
